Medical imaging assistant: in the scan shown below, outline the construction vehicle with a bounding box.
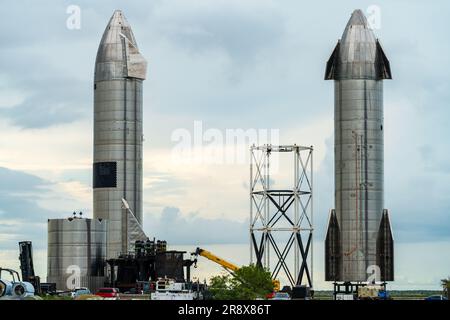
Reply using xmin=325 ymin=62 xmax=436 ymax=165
xmin=192 ymin=247 xmax=280 ymax=292
xmin=0 ymin=267 xmax=35 ymax=299
xmin=357 ymin=284 xmax=390 ymax=300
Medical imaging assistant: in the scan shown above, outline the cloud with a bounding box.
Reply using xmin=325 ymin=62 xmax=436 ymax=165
xmin=0 ymin=37 xmax=92 ymax=128
xmin=0 ymin=167 xmax=92 ymax=250
xmin=0 ymin=167 xmax=56 ymax=249
xmin=0 ymin=167 xmax=48 ymax=192
xmin=144 ymin=206 xmax=248 ymax=245
xmin=0 ymin=119 xmax=92 ymax=176
xmin=151 ymin=0 xmax=285 ymax=63
xmin=0 ymin=167 xmax=55 ymax=222
xmin=1 ymin=0 xmax=450 ymax=289
xmin=0 ymin=2 xmax=97 ymax=129
xmin=0 ymin=92 xmax=86 ymax=129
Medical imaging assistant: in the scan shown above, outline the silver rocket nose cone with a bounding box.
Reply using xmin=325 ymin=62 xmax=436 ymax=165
xmin=341 ymin=9 xmax=375 ymax=46
xmin=346 ymin=9 xmax=369 ymax=28
xmin=102 ymin=10 xmax=138 ymax=48
xmin=96 ymin=10 xmax=137 ymax=64
xmin=94 ymin=10 xmax=147 ymax=81
xmin=325 ymin=9 xmax=391 ymax=80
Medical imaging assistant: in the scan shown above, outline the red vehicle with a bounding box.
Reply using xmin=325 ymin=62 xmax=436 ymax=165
xmin=95 ymin=288 xmax=120 ymax=299
xmin=266 ymin=292 xmax=275 ymax=299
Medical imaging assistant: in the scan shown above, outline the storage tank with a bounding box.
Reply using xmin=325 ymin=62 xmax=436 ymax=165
xmin=47 ymin=217 xmax=107 ymax=293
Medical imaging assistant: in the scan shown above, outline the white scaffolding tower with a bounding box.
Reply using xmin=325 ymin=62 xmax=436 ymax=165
xmin=250 ymin=144 xmax=313 ymax=288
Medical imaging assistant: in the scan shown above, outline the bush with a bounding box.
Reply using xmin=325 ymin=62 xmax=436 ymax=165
xmin=209 ymin=264 xmax=274 ymax=300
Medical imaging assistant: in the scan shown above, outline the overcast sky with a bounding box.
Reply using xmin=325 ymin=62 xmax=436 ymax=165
xmin=1 ymin=0 xmax=449 ymax=289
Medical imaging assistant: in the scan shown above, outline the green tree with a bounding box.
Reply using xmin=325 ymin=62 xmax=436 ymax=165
xmin=209 ymin=275 xmax=236 ymax=300
xmin=209 ymin=264 xmax=274 ymax=300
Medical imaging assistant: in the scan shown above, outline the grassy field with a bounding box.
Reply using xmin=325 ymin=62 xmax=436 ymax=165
xmin=313 ymin=290 xmax=443 ymax=300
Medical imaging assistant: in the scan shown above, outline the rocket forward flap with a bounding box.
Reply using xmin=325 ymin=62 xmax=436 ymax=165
xmin=324 ymin=41 xmax=340 ymax=80
xmin=325 ymin=209 xmax=342 ymax=281
xmin=376 ymin=41 xmax=392 ymax=80
xmin=324 ymin=37 xmax=392 ymax=81
xmin=376 ymin=209 xmax=394 ymax=281
xmin=121 ymin=33 xmax=147 ymax=80
xmin=126 ymin=51 xmax=147 ymax=80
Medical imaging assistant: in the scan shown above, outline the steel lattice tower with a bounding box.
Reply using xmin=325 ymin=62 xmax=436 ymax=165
xmin=250 ymin=144 xmax=313 ymax=288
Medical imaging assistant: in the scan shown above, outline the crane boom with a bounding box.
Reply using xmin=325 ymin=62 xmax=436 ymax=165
xmin=192 ymin=247 xmax=280 ymax=291
xmin=194 ymin=248 xmax=239 ymax=272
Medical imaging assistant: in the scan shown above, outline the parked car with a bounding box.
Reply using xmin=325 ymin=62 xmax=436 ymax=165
xmin=71 ymin=287 xmax=91 ymax=299
xmin=271 ymin=292 xmax=291 ymax=300
xmin=424 ymin=295 xmax=448 ymax=301
xmin=95 ymin=287 xmax=120 ymax=299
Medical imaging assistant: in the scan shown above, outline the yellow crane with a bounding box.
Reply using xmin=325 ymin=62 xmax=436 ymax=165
xmin=192 ymin=247 xmax=280 ymax=292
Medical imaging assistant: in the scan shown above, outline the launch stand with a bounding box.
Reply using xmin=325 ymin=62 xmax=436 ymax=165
xmin=250 ymin=145 xmax=313 ymax=288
